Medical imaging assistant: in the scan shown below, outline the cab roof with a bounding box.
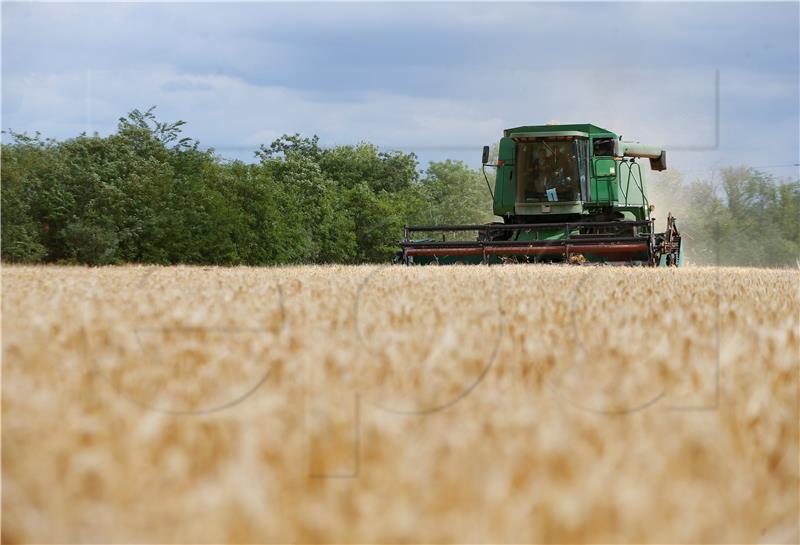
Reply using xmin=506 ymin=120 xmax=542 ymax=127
xmin=503 ymin=123 xmax=617 ymax=139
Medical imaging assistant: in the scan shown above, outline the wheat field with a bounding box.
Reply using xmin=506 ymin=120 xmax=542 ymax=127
xmin=2 ymin=265 xmax=798 ymax=543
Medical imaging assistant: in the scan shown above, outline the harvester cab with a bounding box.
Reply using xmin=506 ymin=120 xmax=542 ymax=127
xmin=400 ymin=123 xmax=682 ymax=266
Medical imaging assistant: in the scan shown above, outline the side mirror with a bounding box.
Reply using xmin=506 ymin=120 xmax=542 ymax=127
xmin=481 ymin=145 xmax=490 ymax=165
xmin=613 ymin=139 xmax=621 ymax=157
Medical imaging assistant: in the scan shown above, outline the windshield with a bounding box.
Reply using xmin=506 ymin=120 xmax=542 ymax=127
xmin=516 ymin=138 xmax=585 ymax=202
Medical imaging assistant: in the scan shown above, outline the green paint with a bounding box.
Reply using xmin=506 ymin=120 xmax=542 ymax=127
xmin=403 ymin=123 xmax=682 ymax=266
xmin=492 ymin=123 xmax=659 ymax=219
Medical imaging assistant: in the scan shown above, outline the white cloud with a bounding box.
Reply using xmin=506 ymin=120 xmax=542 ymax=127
xmin=2 ymin=1 xmax=797 ymax=178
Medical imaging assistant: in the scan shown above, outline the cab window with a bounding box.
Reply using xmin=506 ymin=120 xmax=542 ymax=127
xmin=593 ymin=138 xmax=615 ymax=156
xmin=515 ymin=138 xmax=582 ymax=202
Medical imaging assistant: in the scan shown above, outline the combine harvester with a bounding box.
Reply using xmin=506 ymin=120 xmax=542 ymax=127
xmin=399 ymin=123 xmax=683 ymax=266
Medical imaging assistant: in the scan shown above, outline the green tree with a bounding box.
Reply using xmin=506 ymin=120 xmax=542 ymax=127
xmin=4 ymin=109 xmax=797 ymax=267
xmin=413 ymin=160 xmax=495 ymax=226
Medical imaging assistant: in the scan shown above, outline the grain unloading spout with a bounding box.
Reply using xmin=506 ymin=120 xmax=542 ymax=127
xmin=619 ymin=141 xmax=667 ymax=171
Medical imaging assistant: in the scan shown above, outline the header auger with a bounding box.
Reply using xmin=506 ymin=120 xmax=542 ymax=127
xmin=399 ymin=123 xmax=683 ymax=266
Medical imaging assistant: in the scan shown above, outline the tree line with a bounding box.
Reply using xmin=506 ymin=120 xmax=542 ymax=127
xmin=648 ymin=167 xmax=799 ymax=267
xmin=1 ymin=108 xmax=492 ymax=265
xmin=2 ymin=108 xmax=798 ymax=267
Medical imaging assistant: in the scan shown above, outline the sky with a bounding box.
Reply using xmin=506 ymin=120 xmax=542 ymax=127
xmin=2 ymin=1 xmax=799 ymax=179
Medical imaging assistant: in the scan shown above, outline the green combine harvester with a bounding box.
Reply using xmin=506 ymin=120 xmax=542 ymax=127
xmin=399 ymin=123 xmax=683 ymax=266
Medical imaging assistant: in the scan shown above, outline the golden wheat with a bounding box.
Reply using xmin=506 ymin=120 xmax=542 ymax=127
xmin=2 ymin=264 xmax=798 ymax=543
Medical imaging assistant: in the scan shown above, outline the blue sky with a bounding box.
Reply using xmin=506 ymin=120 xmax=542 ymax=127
xmin=2 ymin=1 xmax=799 ymax=178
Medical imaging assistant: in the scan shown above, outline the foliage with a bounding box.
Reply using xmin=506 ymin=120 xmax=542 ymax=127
xmin=1 ymin=109 xmax=487 ymax=265
xmin=650 ymin=167 xmax=800 ymax=267
xmin=2 ymin=108 xmax=798 ymax=266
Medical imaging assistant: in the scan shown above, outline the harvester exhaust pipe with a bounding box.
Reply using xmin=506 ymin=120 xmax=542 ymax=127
xmin=615 ymin=141 xmax=668 ymax=171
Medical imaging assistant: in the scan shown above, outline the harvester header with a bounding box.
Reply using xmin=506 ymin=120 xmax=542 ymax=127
xmin=400 ymin=123 xmax=682 ymax=266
